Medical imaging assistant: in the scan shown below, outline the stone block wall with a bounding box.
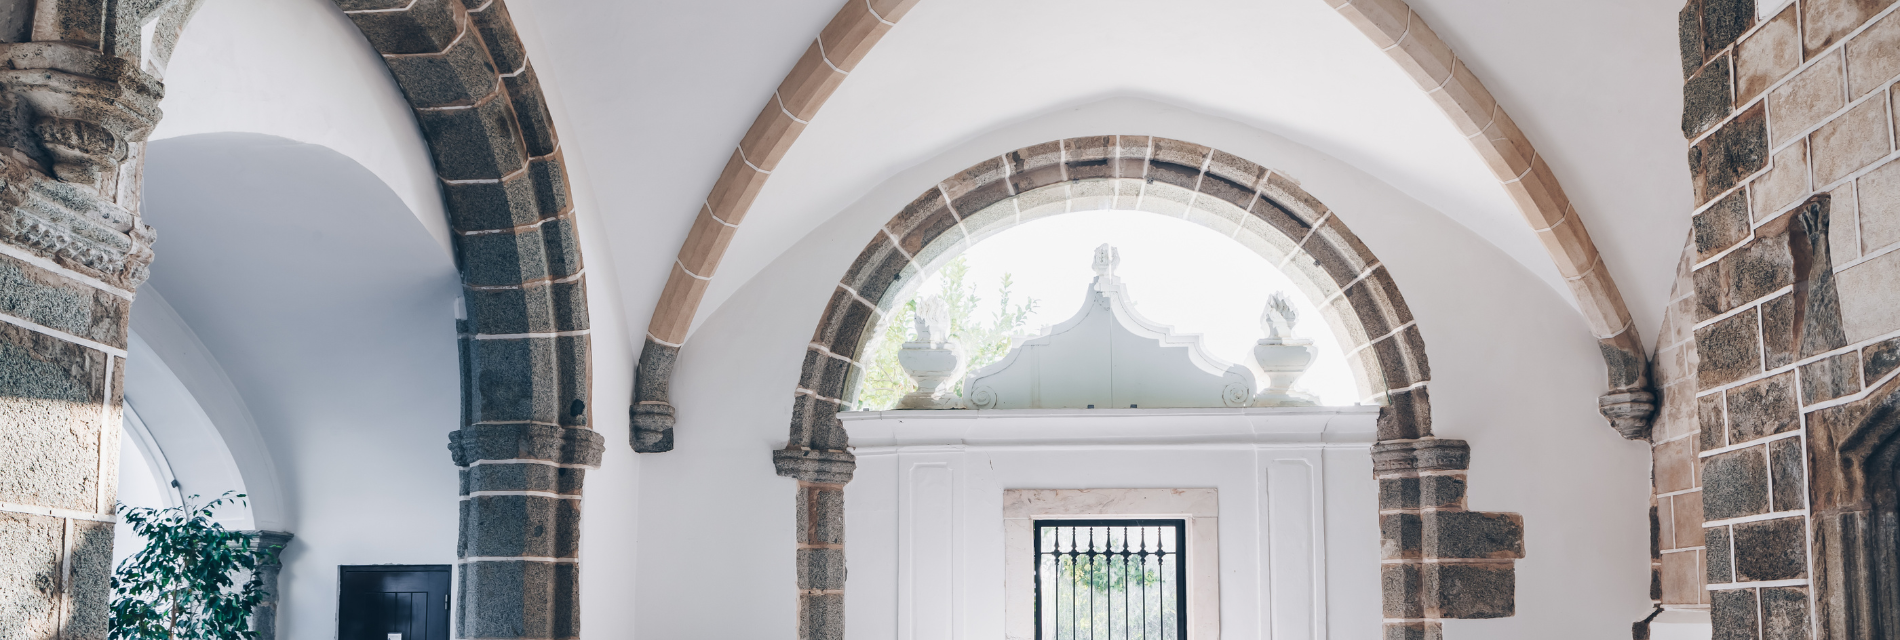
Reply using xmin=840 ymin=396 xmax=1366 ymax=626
xmin=0 ymin=0 xmax=605 ymax=638
xmin=0 ymin=0 xmax=187 ymax=635
xmin=1677 ymin=0 xmax=1900 ymax=636
xmin=1653 ymin=241 xmax=1709 ymax=609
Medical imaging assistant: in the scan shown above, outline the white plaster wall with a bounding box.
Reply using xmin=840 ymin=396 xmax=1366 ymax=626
xmin=111 ymin=410 xmax=180 ymax=569
xmin=499 ymin=7 xmax=646 ymax=637
xmin=153 ymin=0 xmax=450 ymax=255
xmin=505 ymin=0 xmax=1693 ymax=352
xmin=840 ymin=409 xmax=1382 ymax=640
xmin=654 ymin=98 xmax=1655 ymax=639
xmin=145 ymin=3 xmax=648 ymax=637
xmin=125 ymin=292 xmax=275 ymax=531
xmin=138 ymin=134 xmax=462 ymax=640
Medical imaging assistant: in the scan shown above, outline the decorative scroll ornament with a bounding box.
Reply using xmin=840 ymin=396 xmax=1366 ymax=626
xmin=896 ymin=295 xmax=966 ymax=409
xmin=1252 ymin=291 xmax=1319 ymax=407
xmin=0 ymin=41 xmax=167 ymax=289
xmin=957 ymin=244 xmax=1256 ymax=410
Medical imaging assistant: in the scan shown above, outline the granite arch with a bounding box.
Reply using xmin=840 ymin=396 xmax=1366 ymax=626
xmin=0 ymin=0 xmax=599 ymax=636
xmin=765 ymin=136 xmax=1526 ymax=640
xmin=633 ymin=0 xmax=1654 ymax=449
xmin=174 ymin=1 xmax=603 ymax=637
xmin=319 ymin=3 xmax=605 ymax=638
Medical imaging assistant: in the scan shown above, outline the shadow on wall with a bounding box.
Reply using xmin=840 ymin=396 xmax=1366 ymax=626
xmin=136 ymin=132 xmax=462 ymax=638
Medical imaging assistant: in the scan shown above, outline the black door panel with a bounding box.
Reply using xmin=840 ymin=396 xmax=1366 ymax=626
xmin=338 ymin=565 xmax=451 ymax=640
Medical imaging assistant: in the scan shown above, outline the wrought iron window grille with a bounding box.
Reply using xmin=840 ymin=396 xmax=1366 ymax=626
xmin=1033 ymin=519 xmax=1188 ymax=640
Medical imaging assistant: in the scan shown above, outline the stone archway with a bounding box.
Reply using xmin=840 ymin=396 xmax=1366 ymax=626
xmin=0 ymin=1 xmax=598 ymax=639
xmin=634 ymin=0 xmax=1654 ymax=448
xmin=768 ymin=136 xmax=1526 ymax=640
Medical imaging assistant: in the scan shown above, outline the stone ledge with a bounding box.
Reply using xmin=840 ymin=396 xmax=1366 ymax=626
xmin=449 ymin=424 xmax=603 ymax=468
xmin=773 ymin=448 xmax=855 ymax=484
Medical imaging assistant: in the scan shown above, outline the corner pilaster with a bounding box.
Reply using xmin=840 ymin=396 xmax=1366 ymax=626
xmin=1373 ymin=438 xmax=1525 ymax=638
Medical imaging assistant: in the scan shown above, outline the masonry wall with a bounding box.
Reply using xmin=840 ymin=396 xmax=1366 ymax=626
xmin=1654 ymin=241 xmax=1708 ymax=610
xmin=0 ymin=251 xmax=129 ymax=640
xmin=1675 ymin=0 xmax=1900 ymax=636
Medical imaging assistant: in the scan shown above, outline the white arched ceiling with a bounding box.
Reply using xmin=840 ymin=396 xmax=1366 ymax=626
xmin=507 ymin=0 xmax=1689 ymax=347
xmin=151 ymin=0 xmax=450 ymax=255
xmin=138 ymin=133 xmax=462 ymax=635
xmin=1399 ymin=0 xmax=1692 ymax=343
xmin=125 ymin=290 xmax=274 ymax=531
xmin=634 ymin=99 xmax=1652 ymax=640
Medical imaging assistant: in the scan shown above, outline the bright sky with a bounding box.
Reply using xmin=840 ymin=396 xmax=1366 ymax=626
xmin=900 ymin=210 xmax=1361 ymax=406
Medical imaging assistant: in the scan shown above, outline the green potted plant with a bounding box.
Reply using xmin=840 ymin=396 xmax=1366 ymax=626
xmin=110 ymin=492 xmax=283 ymax=640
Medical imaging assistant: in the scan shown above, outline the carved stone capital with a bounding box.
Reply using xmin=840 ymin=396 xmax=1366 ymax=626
xmin=34 ymin=116 xmax=126 ymax=184
xmin=448 ymin=424 xmax=605 ymax=468
xmin=0 ymin=152 xmax=153 ymax=286
xmin=245 ymin=530 xmax=294 ymax=567
xmin=0 ymin=41 xmax=164 ymax=288
xmin=1598 ymin=390 xmax=1657 ymax=441
xmin=773 ymin=448 xmax=855 ymax=484
xmin=0 ymin=42 xmax=162 ymax=181
xmin=1372 ymin=438 xmax=1471 ymax=474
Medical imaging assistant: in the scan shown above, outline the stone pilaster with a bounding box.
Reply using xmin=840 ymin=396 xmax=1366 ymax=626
xmin=775 ymin=443 xmax=854 ymax=640
xmin=0 ymin=2 xmax=201 ymax=639
xmin=1373 ymin=438 xmax=1524 ymax=639
xmin=450 ymin=424 xmax=602 ymax=640
xmin=245 ymin=530 xmax=293 ymax=640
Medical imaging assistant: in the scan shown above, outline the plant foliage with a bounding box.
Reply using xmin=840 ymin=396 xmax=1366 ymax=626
xmin=110 ymin=492 xmax=280 ymax=640
xmin=858 ymin=257 xmax=1038 ymax=410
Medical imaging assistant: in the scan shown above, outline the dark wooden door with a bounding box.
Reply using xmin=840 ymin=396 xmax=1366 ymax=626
xmin=338 ymin=565 xmax=451 ymax=640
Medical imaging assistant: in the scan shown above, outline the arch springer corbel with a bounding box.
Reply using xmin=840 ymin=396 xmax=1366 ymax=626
xmin=633 ymin=337 xmax=679 ymax=452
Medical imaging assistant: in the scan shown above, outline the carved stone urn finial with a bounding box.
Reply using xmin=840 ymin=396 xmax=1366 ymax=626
xmin=896 ymin=295 xmax=965 ymax=409
xmin=1092 ymin=243 xmax=1120 ymax=277
xmin=1253 ymin=291 xmax=1320 ymax=407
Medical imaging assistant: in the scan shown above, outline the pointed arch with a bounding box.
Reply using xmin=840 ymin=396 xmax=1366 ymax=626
xmin=633 ymin=0 xmax=1653 ymax=451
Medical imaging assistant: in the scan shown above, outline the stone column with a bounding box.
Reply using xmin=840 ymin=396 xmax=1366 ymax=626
xmin=774 ymin=446 xmax=854 ymax=640
xmin=0 ymin=2 xmax=200 ymax=639
xmin=450 ymin=424 xmax=603 ymax=640
xmin=1372 ymin=438 xmax=1525 ymax=639
xmin=245 ymin=530 xmax=294 ymax=640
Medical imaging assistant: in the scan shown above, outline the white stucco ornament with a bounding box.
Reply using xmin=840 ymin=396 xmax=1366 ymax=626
xmin=960 ymin=245 xmax=1256 ymax=409
xmin=896 ymin=295 xmax=966 ymax=409
xmin=1252 ymin=292 xmax=1319 ymax=406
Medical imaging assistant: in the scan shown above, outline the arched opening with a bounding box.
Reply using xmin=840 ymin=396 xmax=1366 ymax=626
xmin=773 ymin=136 xmax=1525 ymax=640
xmin=793 ymin=137 xmax=1428 ymax=440
xmin=128 ymin=131 xmax=464 ymax=637
xmin=853 ymin=207 xmax=1365 ymax=412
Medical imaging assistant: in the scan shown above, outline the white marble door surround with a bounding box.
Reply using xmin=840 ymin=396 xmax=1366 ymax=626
xmin=840 ymin=406 xmax=1382 ymax=640
xmin=1002 ymin=488 xmax=1223 ymax=640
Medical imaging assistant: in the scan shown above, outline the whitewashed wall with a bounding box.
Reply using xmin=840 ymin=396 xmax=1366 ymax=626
xmin=655 ymin=98 xmax=1655 ymax=639
xmin=841 ymin=408 xmax=1382 ymax=640
xmin=148 ymin=4 xmax=645 ymax=640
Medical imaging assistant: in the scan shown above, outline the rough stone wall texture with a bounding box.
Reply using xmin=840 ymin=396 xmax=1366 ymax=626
xmin=1678 ymin=0 xmax=1900 ymax=637
xmin=0 ymin=0 xmax=197 ymax=636
xmin=1654 ymin=239 xmax=1709 ymax=609
xmin=0 ymin=0 xmax=600 ymax=637
xmin=326 ymin=0 xmax=604 ymax=637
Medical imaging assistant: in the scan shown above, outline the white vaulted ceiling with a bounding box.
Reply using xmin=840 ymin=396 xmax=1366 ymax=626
xmin=504 ymin=0 xmax=1689 ymax=348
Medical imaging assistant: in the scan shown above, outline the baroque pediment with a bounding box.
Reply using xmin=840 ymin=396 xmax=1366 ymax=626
xmin=960 ymin=245 xmax=1257 ymax=410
